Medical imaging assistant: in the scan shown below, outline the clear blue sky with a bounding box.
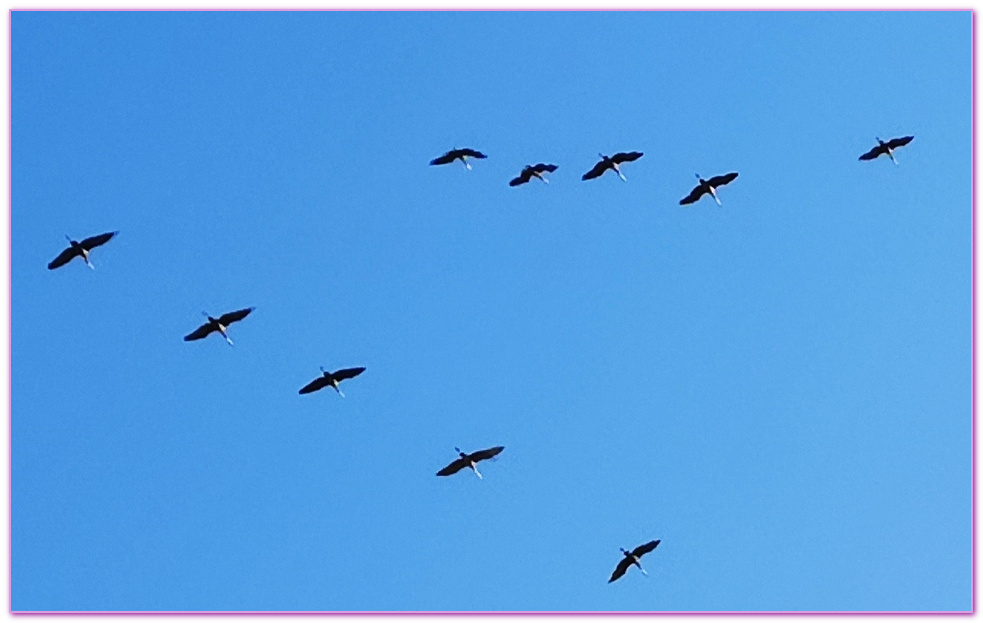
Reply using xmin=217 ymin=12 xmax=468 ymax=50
xmin=11 ymin=10 xmax=970 ymax=612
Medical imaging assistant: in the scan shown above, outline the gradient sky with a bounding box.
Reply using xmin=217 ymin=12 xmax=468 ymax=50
xmin=11 ymin=10 xmax=971 ymax=612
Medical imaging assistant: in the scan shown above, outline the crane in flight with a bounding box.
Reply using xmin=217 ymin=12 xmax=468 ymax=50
xmin=679 ymin=172 xmax=739 ymax=206
xmin=47 ymin=231 xmax=118 ymax=270
xmin=299 ymin=366 xmax=366 ymax=398
xmin=582 ymin=152 xmax=643 ymax=182
xmin=183 ymin=307 xmax=255 ymax=346
xmin=859 ymin=136 xmax=914 ymax=164
xmin=436 ymin=446 xmax=504 ymax=479
xmin=510 ymin=163 xmax=558 ymax=186
xmin=430 ymin=148 xmax=488 ymax=170
xmin=608 ymin=540 xmax=661 ymax=583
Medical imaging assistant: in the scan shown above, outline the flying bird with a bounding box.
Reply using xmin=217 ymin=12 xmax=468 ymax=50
xmin=183 ymin=307 xmax=255 ymax=346
xmin=679 ymin=172 xmax=739 ymax=206
xmin=859 ymin=136 xmax=914 ymax=164
xmin=299 ymin=366 xmax=366 ymax=397
xmin=582 ymin=152 xmax=643 ymax=182
xmin=436 ymin=446 xmax=504 ymax=479
xmin=47 ymin=231 xmax=118 ymax=270
xmin=430 ymin=148 xmax=488 ymax=170
xmin=609 ymin=540 xmax=661 ymax=583
xmin=509 ymin=163 xmax=558 ymax=187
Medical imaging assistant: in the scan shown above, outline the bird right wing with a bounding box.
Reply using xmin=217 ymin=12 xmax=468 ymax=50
xmin=430 ymin=152 xmax=457 ymax=166
xmin=679 ymin=185 xmax=707 ymax=205
xmin=611 ymin=151 xmax=643 ymax=164
xmin=509 ymin=170 xmax=532 ymax=186
xmin=460 ymin=149 xmax=487 ymax=159
xmin=80 ymin=231 xmax=118 ymax=250
xmin=859 ymin=145 xmax=886 ymax=161
xmin=469 ymin=446 xmax=505 ymax=462
xmin=582 ymin=161 xmax=610 ymax=180
xmin=436 ymin=457 xmax=470 ymax=476
xmin=533 ymin=164 xmax=558 ymax=174
xmin=632 ymin=539 xmax=661 ymax=558
xmin=218 ymin=307 xmax=255 ymax=326
xmin=184 ymin=323 xmax=215 ymax=341
xmin=299 ymin=376 xmax=332 ymax=394
xmin=886 ymin=135 xmax=914 ymax=149
xmin=47 ymin=247 xmax=80 ymax=270
xmin=608 ymin=558 xmax=632 ymax=583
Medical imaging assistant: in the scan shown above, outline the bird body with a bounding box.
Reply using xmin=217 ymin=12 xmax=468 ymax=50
xmin=510 ymin=163 xmax=558 ymax=186
xmin=582 ymin=152 xmax=643 ymax=182
xmin=48 ymin=231 xmax=118 ymax=270
xmin=430 ymin=148 xmax=488 ymax=170
xmin=859 ymin=136 xmax=914 ymax=164
xmin=608 ymin=540 xmax=660 ymax=583
xmin=679 ymin=172 xmax=739 ymax=206
xmin=184 ymin=307 xmax=255 ymax=345
xmin=436 ymin=445 xmax=504 ymax=479
xmin=299 ymin=366 xmax=366 ymax=397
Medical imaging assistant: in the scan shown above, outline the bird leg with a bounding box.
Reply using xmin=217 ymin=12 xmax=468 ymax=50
xmin=614 ymin=164 xmax=627 ymax=182
xmin=470 ymin=463 xmax=483 ymax=479
xmin=82 ymin=251 xmax=94 ymax=270
xmin=334 ymin=386 xmax=346 ymax=398
xmin=461 ymin=157 xmax=472 ymax=171
xmin=219 ymin=327 xmax=233 ymax=346
xmin=887 ymin=150 xmax=898 ymax=165
xmin=710 ymin=188 xmax=722 ymax=206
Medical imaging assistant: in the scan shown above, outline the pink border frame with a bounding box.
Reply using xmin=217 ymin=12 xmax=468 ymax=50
xmin=5 ymin=8 xmax=975 ymax=615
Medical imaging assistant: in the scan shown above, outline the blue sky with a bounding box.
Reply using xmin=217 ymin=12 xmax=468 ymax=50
xmin=11 ymin=10 xmax=970 ymax=612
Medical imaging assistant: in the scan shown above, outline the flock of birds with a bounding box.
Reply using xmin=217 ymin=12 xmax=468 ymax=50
xmin=45 ymin=133 xmax=914 ymax=587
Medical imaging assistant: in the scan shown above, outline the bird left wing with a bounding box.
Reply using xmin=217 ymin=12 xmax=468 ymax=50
xmin=532 ymin=163 xmax=558 ymax=174
xmin=582 ymin=161 xmax=610 ymax=180
xmin=436 ymin=457 xmax=470 ymax=476
xmin=608 ymin=558 xmax=632 ymax=583
xmin=80 ymin=231 xmax=118 ymax=250
xmin=184 ymin=323 xmax=215 ymax=341
xmin=886 ymin=135 xmax=914 ymax=149
xmin=47 ymin=247 xmax=80 ymax=270
xmin=632 ymin=539 xmax=661 ymax=558
xmin=331 ymin=367 xmax=366 ymax=381
xmin=469 ymin=446 xmax=504 ymax=462
xmin=611 ymin=151 xmax=643 ymax=164
xmin=218 ymin=307 xmax=255 ymax=325
xmin=679 ymin=185 xmax=707 ymax=205
xmin=707 ymin=172 xmax=738 ymax=187
xmin=460 ymin=149 xmax=487 ymax=159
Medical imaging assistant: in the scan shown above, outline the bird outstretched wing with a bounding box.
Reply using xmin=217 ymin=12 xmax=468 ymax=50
xmin=632 ymin=539 xmax=661 ymax=558
xmin=47 ymin=246 xmax=81 ymax=270
xmin=459 ymin=148 xmax=487 ymax=159
xmin=430 ymin=151 xmax=458 ymax=166
xmin=679 ymin=185 xmax=708 ymax=205
xmin=436 ymin=457 xmax=470 ymax=476
xmin=218 ymin=307 xmax=254 ymax=326
xmin=707 ymin=172 xmax=738 ymax=188
xmin=331 ymin=367 xmax=366 ymax=381
xmin=299 ymin=376 xmax=332 ymax=395
xmin=582 ymin=160 xmax=610 ymax=180
xmin=184 ymin=323 xmax=216 ymax=341
xmin=886 ymin=135 xmax=914 ymax=149
xmin=859 ymin=144 xmax=887 ymax=161
xmin=80 ymin=231 xmax=118 ymax=250
xmin=469 ymin=446 xmax=504 ymax=462
xmin=509 ymin=169 xmax=533 ymax=187
xmin=532 ymin=163 xmax=558 ymax=174
xmin=611 ymin=151 xmax=643 ymax=164
xmin=608 ymin=558 xmax=633 ymax=583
